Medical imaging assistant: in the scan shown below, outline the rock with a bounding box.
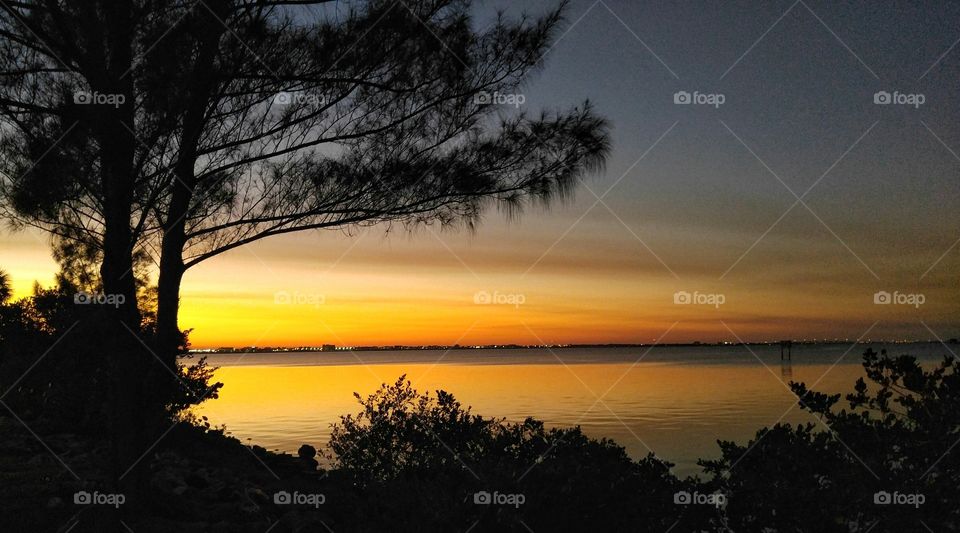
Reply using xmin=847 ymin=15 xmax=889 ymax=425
xmin=239 ymin=499 xmax=259 ymax=515
xmin=297 ymin=445 xmax=319 ymax=470
xmin=245 ymin=487 xmax=270 ymax=507
xmin=297 ymin=444 xmax=316 ymax=460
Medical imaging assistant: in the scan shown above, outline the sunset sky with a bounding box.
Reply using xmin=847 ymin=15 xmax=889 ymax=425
xmin=2 ymin=0 xmax=958 ymax=347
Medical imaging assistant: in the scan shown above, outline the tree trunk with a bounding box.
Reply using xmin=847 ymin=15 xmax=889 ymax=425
xmin=154 ymin=6 xmax=226 ymax=374
xmin=155 ymin=200 xmax=188 ymax=375
xmin=92 ymin=2 xmax=151 ymax=525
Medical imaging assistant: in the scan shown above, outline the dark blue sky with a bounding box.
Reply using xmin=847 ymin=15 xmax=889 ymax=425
xmin=509 ymin=0 xmax=959 ymax=275
xmin=465 ymin=0 xmax=960 ymax=340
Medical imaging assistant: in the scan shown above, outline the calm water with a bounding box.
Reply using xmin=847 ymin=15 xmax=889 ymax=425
xmin=192 ymin=343 xmax=948 ymax=477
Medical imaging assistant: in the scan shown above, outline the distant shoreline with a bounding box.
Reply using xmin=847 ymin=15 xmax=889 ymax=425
xmin=189 ymin=339 xmax=953 ymax=355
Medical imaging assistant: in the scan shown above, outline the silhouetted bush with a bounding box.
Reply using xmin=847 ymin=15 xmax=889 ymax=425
xmin=0 ymin=283 xmax=106 ymax=425
xmin=326 ymin=349 xmax=958 ymax=532
xmin=0 ymin=280 xmax=221 ymax=431
xmin=328 ymin=375 xmax=691 ymax=532
xmin=701 ymin=348 xmax=959 ymax=532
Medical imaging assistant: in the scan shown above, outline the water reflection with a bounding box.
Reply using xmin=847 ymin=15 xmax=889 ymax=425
xmin=781 ymin=359 xmax=793 ymax=380
xmin=193 ymin=343 xmax=944 ymax=477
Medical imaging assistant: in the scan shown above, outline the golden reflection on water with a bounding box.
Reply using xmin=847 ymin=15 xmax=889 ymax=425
xmin=195 ymin=358 xmax=864 ymax=476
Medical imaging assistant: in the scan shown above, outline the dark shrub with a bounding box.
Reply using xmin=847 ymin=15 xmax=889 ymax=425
xmin=0 ymin=280 xmax=220 ymax=430
xmin=328 ymin=375 xmax=693 ymax=532
xmin=702 ymin=348 xmax=959 ymax=532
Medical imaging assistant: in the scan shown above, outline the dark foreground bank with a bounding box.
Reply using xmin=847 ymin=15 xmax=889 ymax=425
xmin=1 ymin=347 xmax=958 ymax=532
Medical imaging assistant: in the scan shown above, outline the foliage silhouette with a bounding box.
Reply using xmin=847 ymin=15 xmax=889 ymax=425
xmin=0 ymin=268 xmax=10 ymax=303
xmin=699 ymin=348 xmax=959 ymax=532
xmin=328 ymin=375 xmax=686 ymax=532
xmin=0 ymin=274 xmax=221 ymax=430
xmin=0 ymin=2 xmax=611 ymax=500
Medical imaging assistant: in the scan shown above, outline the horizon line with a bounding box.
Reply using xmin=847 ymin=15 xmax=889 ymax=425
xmin=188 ymin=337 xmax=952 ymax=353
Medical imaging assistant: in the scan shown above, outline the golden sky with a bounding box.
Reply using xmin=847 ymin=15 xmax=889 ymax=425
xmin=3 ymin=189 xmax=956 ymax=348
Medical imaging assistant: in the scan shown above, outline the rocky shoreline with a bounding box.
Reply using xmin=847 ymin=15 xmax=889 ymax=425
xmin=0 ymin=416 xmax=339 ymax=532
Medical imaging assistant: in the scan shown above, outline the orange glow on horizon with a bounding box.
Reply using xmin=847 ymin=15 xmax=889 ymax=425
xmin=2 ymin=208 xmax=957 ymax=349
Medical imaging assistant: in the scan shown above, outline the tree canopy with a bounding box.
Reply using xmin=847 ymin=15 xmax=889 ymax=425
xmin=0 ymin=0 xmax=609 ymax=299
